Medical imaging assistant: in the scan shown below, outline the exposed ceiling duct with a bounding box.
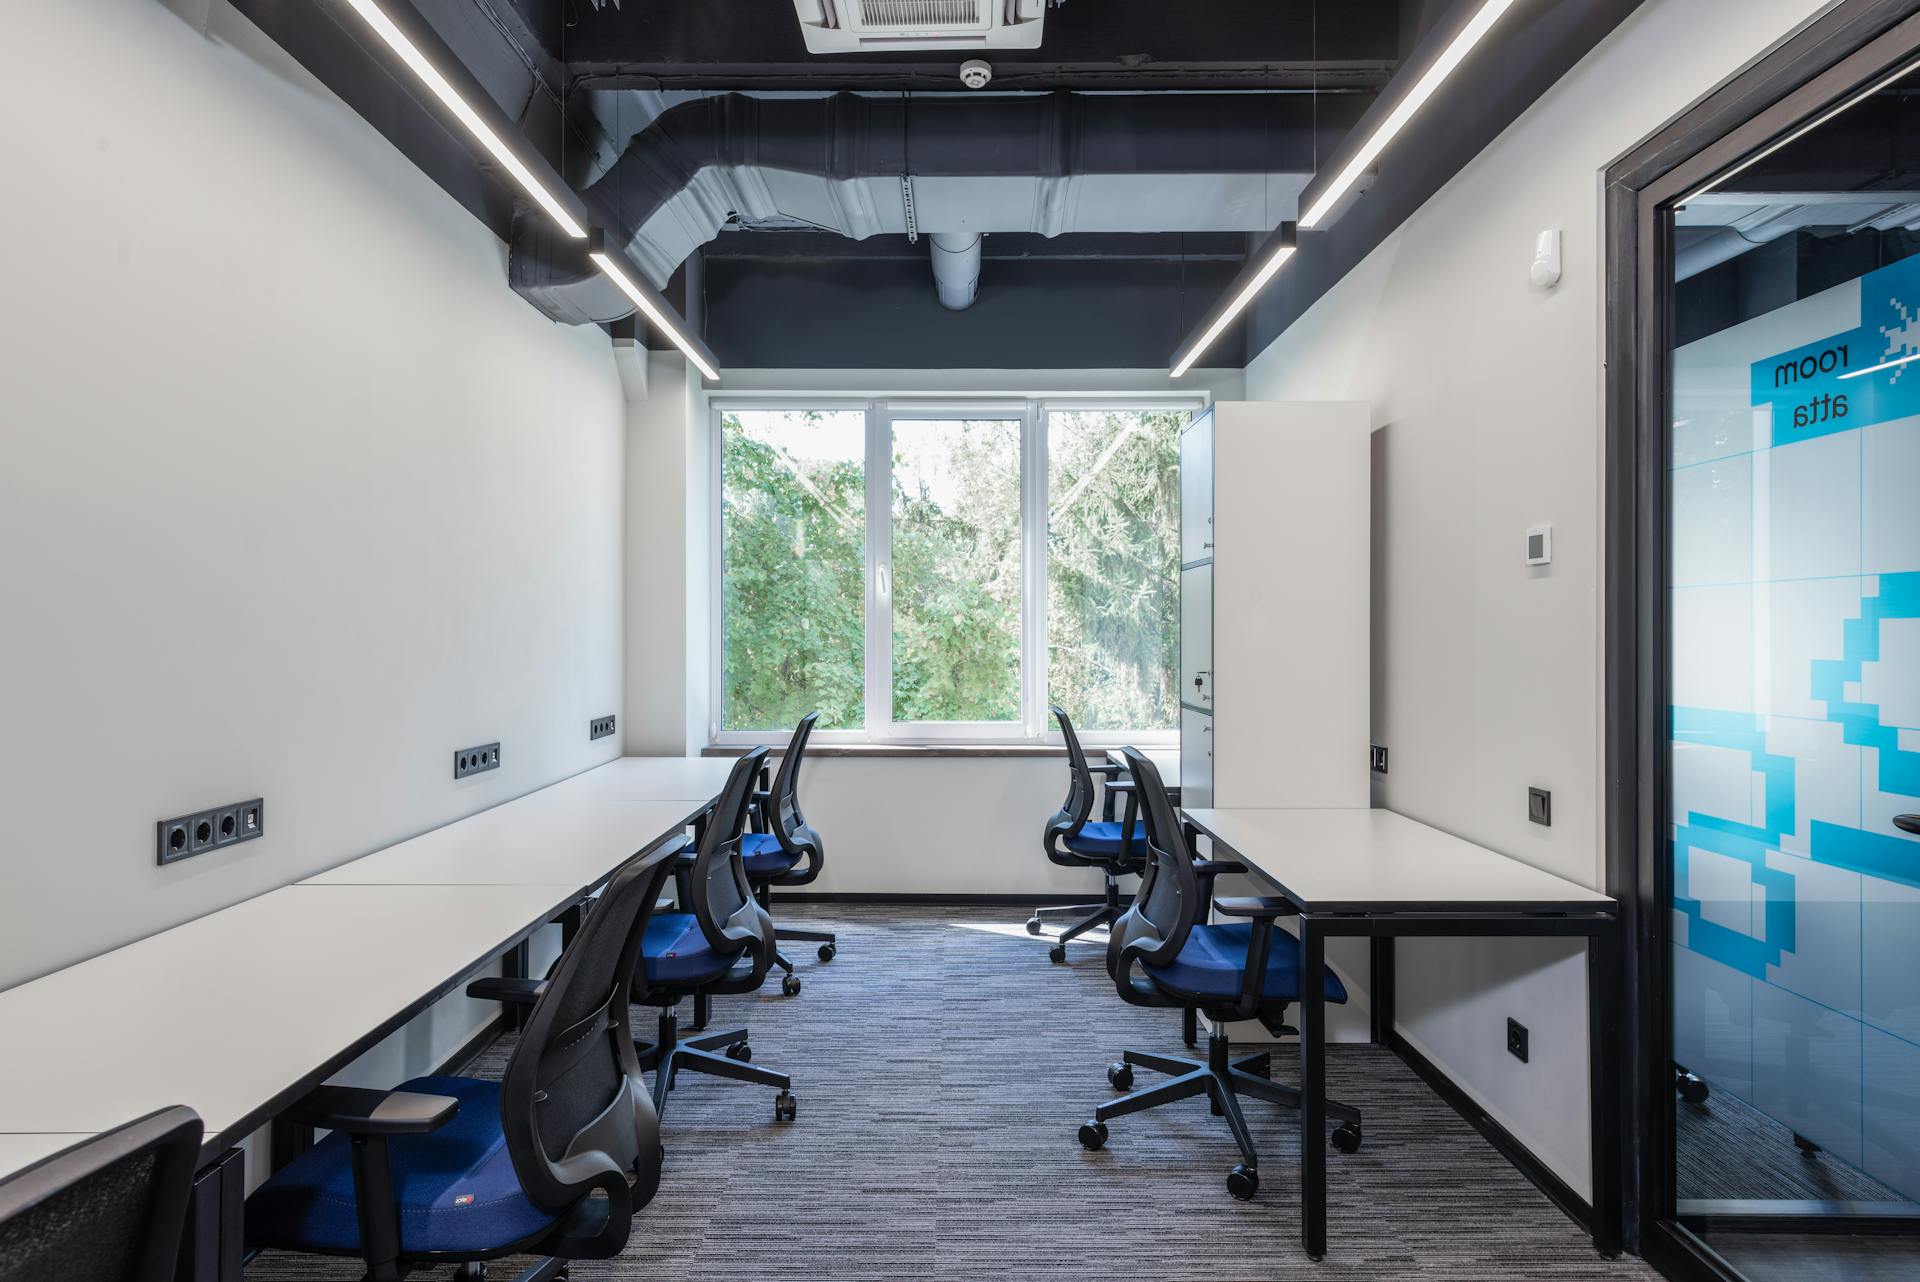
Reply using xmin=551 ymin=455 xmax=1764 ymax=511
xmin=510 ymin=90 xmax=1365 ymax=323
xmin=929 ymin=233 xmax=982 ymax=309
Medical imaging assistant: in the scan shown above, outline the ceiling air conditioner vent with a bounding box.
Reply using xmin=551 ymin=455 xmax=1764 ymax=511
xmin=859 ymin=0 xmax=985 ymax=28
xmin=792 ymin=0 xmax=1045 ymax=52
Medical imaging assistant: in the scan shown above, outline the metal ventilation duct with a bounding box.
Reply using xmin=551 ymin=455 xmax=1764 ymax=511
xmin=511 ymin=91 xmax=1364 ymax=323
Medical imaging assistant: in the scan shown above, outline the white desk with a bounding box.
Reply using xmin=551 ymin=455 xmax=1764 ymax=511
xmin=0 ymin=882 xmax=590 ymax=1150
xmin=0 ymin=1133 xmax=91 ymax=1182
xmin=539 ymin=756 xmax=739 ymax=803
xmin=1178 ymin=807 xmax=1621 ymax=1262
xmin=302 ymin=796 xmax=699 ymax=891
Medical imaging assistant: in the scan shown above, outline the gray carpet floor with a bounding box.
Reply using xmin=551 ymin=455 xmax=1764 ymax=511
xmin=247 ymin=906 xmax=1656 ymax=1281
xmin=1675 ymin=1083 xmax=1906 ymax=1204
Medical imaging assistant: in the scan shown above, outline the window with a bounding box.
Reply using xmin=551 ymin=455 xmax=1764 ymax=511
xmin=714 ymin=398 xmax=1194 ymax=743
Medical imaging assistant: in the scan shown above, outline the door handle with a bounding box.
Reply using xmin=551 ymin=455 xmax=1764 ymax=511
xmin=1895 ymin=815 xmax=1920 ymax=836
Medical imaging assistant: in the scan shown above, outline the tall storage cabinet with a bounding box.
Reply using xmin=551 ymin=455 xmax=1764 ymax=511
xmin=1179 ymin=402 xmax=1370 ymax=810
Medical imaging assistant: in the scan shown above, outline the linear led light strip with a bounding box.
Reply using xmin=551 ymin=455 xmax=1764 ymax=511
xmin=342 ymin=0 xmax=585 ymax=238
xmin=1170 ymin=0 xmax=1521 ymax=377
xmin=591 ymin=247 xmax=721 ymax=382
xmin=1680 ymin=50 xmax=1920 ymax=207
xmin=343 ymin=0 xmax=719 ymax=380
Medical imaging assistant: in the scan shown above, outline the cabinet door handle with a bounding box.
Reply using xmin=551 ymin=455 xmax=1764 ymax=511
xmin=1202 ymin=541 xmax=1214 ymax=550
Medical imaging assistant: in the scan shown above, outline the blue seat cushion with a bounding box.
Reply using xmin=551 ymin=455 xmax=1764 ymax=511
xmin=739 ymin=832 xmax=801 ymax=878
xmin=1142 ymin=922 xmax=1349 ymax=1005
xmin=246 ymin=1076 xmax=556 ymax=1258
xmin=1062 ymin=820 xmax=1147 ymax=859
xmin=642 ymin=912 xmax=734 ymax=986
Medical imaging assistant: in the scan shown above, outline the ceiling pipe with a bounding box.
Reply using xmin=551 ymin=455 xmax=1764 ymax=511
xmin=930 ymin=233 xmax=981 ymax=310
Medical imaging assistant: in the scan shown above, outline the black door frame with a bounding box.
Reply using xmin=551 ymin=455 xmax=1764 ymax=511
xmin=1604 ymin=2 xmax=1920 ymax=1277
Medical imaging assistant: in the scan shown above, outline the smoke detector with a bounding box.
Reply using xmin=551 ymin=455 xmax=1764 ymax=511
xmin=959 ymin=59 xmax=993 ymax=89
xmin=791 ymin=1 xmax=1046 ymax=53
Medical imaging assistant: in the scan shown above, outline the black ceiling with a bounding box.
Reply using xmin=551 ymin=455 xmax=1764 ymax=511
xmin=519 ymin=0 xmax=1416 ymax=93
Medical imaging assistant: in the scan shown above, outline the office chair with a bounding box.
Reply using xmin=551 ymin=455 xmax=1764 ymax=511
xmin=1030 ymin=706 xmax=1145 ymax=963
xmin=635 ymin=747 xmax=798 ymax=1122
xmin=1075 ymin=748 xmax=1363 ymax=1201
xmin=742 ymin=711 xmax=835 ymax=995
xmin=247 ymin=844 xmax=674 ymax=1282
xmin=0 ymin=1106 xmax=201 ymax=1282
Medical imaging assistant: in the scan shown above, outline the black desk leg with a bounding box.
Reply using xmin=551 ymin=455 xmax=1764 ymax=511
xmin=1587 ymin=922 xmax=1624 ymax=1257
xmin=503 ymin=938 xmax=531 ymax=1032
xmin=1299 ymin=917 xmax=1328 ymax=1261
xmin=176 ymin=1149 xmax=244 ymax=1281
xmin=558 ymin=901 xmax=585 ymax=950
xmin=1369 ymin=936 xmax=1395 ymax=1045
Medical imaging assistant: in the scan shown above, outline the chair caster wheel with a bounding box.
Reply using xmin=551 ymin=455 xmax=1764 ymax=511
xmin=774 ymin=1091 xmax=797 ymax=1122
xmin=1048 ymin=945 xmax=1067 ymax=964
xmin=782 ymin=974 xmax=802 ymax=996
xmin=1331 ymin=1123 xmax=1362 ymax=1154
xmin=818 ymin=942 xmax=836 ymax=962
xmin=1078 ymin=1120 xmax=1108 ymax=1151
xmin=455 ymin=1265 xmax=487 ymax=1281
xmin=1107 ymin=1062 xmax=1134 ymax=1091
xmin=1026 ymin=918 xmax=1044 ymax=935
xmin=1227 ymin=1164 xmax=1259 ymax=1200
xmin=726 ymin=1042 xmax=752 ymax=1062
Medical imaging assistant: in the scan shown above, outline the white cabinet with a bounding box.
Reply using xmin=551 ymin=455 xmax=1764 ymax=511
xmin=1178 ymin=401 xmax=1370 ymax=810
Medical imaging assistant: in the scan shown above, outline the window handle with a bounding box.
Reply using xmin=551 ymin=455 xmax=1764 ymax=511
xmin=876 ymin=565 xmax=891 ymax=600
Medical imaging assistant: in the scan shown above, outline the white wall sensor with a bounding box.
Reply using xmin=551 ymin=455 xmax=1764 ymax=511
xmin=1529 ymin=229 xmax=1562 ymax=290
xmin=1526 ymin=524 xmax=1553 ymax=566
xmin=959 ymin=59 xmax=994 ymax=89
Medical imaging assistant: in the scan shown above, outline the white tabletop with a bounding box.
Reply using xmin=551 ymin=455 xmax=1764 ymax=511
xmin=302 ymin=796 xmax=698 ymax=889
xmin=538 ymin=756 xmax=739 ymax=803
xmin=1180 ymin=808 xmax=1615 ymax=915
xmin=1106 ymin=747 xmax=1180 ymax=788
xmin=0 ymin=882 xmax=585 ymax=1147
xmin=0 ymin=1133 xmax=93 ymax=1182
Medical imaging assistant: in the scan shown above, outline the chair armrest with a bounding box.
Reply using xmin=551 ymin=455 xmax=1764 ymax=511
xmin=1090 ymin=762 xmax=1125 ymax=777
xmin=1165 ymin=785 xmax=1182 ymax=804
xmin=1213 ymin=895 xmax=1294 ymax=919
xmin=465 ymin=976 xmax=547 ymax=1006
xmin=287 ymin=1086 xmax=458 ymax=1136
xmin=1192 ymin=859 xmax=1247 ymax=878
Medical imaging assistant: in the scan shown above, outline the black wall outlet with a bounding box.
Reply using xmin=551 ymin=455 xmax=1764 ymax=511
xmin=1507 ymin=1017 xmax=1529 ymax=1063
xmin=1369 ymin=744 xmax=1389 ymax=774
xmin=590 ymin=715 xmax=617 ymax=741
xmin=156 ymin=797 xmax=264 ymax=866
xmin=455 ymin=742 xmax=501 ymax=779
xmin=1528 ymin=787 xmax=1552 ymax=826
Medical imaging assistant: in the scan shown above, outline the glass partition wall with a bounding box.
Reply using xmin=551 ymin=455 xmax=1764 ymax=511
xmin=1651 ymin=22 xmax=1920 ymax=1278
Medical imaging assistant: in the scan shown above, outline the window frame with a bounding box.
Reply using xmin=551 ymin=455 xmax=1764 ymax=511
xmin=709 ymin=393 xmax=1202 ymax=748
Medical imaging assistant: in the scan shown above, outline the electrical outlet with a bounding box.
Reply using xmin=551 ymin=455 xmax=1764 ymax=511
xmin=156 ymin=797 xmax=264 ymax=866
xmin=590 ymin=715 xmax=617 ymax=741
xmin=454 ymin=742 xmax=501 ymax=780
xmin=1507 ymin=1017 xmax=1530 ymax=1063
xmin=1369 ymin=745 xmax=1389 ymax=774
xmin=1528 ymin=787 xmax=1552 ymax=826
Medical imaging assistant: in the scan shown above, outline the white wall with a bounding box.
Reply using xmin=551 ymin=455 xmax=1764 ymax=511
xmin=1241 ymin=0 xmax=1829 ymax=1198
xmin=0 ymin=0 xmax=625 ymax=1025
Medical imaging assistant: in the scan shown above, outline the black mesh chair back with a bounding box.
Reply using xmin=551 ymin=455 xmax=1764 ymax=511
xmin=764 ymin=712 xmax=822 ymax=871
xmin=1044 ymin=706 xmax=1098 ymax=853
xmin=498 ymin=844 xmax=676 ymax=1217
xmin=0 ymin=1106 xmax=201 ymax=1282
xmin=1106 ymin=747 xmax=1203 ymax=982
xmin=690 ymin=748 xmax=775 ymax=969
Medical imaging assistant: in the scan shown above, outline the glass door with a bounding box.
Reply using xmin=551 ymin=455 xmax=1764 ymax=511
xmin=1664 ymin=48 xmax=1920 ymax=1274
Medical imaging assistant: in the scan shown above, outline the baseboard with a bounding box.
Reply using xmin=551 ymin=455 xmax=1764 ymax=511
xmin=1388 ymin=1031 xmax=1594 ymax=1234
xmin=772 ymin=892 xmax=1091 ymax=907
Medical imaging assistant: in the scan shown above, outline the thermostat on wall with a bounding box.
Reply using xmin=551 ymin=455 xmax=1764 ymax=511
xmin=1526 ymin=524 xmax=1553 ymax=566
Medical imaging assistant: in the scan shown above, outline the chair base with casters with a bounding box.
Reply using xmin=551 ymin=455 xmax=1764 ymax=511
xmin=634 ymin=1003 xmax=796 ymax=1122
xmin=1079 ymin=1022 xmax=1362 ymax=1200
xmin=1026 ymin=872 xmax=1129 ymax=964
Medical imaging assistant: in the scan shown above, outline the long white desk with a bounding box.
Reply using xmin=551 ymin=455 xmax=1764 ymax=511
xmin=538 ymin=756 xmax=738 ymax=803
xmin=1104 ymin=746 xmax=1179 ymax=787
xmin=301 ymin=796 xmax=701 ymax=890
xmin=0 ymin=883 xmax=591 ymax=1147
xmin=1178 ymin=807 xmax=1621 ymax=1262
